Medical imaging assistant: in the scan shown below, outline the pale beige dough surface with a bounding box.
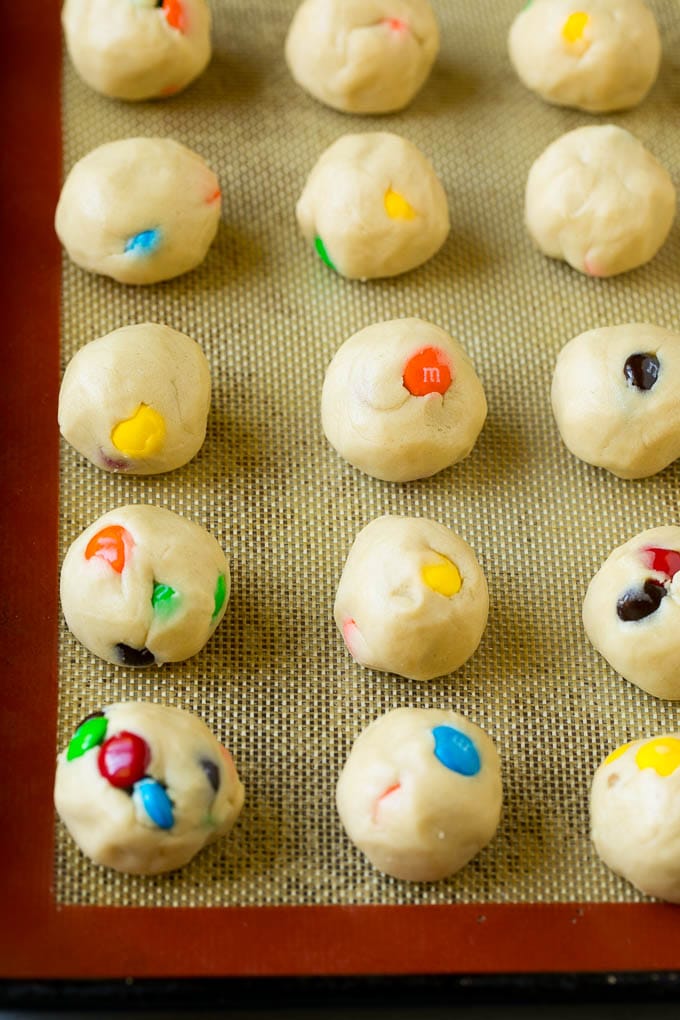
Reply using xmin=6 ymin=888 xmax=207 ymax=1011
xmin=285 ymin=0 xmax=439 ymax=114
xmin=551 ymin=324 xmax=680 ymax=479
xmin=336 ymin=707 xmax=502 ymax=882
xmin=525 ymin=125 xmax=676 ymax=277
xmin=508 ymin=0 xmax=661 ymax=113
xmin=334 ymin=515 xmax=488 ymax=681
xmin=583 ymin=525 xmax=680 ymax=700
xmin=60 ymin=505 xmax=229 ymax=667
xmin=55 ymin=137 xmax=222 ymax=284
xmin=58 ymin=322 xmax=211 ymax=475
xmin=296 ymin=132 xmax=450 ymax=280
xmin=62 ymin=0 xmax=212 ymax=101
xmin=54 ymin=701 xmax=244 ymax=874
xmin=321 ymin=318 xmax=486 ymax=482
xmin=590 ymin=735 xmax=680 ymax=902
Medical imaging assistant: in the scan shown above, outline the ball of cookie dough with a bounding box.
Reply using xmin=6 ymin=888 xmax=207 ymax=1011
xmin=337 ymin=707 xmax=502 ymax=882
xmin=591 ymin=735 xmax=680 ymax=901
xmin=62 ymin=0 xmax=212 ymax=101
xmin=508 ymin=0 xmax=661 ymax=114
xmin=335 ymin=516 xmax=488 ymax=681
xmin=551 ymin=324 xmax=680 ymax=479
xmin=583 ymin=526 xmax=680 ymax=700
xmin=59 ymin=323 xmax=211 ymax=475
xmin=285 ymin=0 xmax=439 ymax=114
xmin=525 ymin=125 xmax=676 ymax=277
xmin=296 ymin=132 xmax=449 ymax=280
xmin=55 ymin=137 xmax=222 ymax=285
xmin=60 ymin=505 xmax=229 ymax=667
xmin=55 ymin=702 xmax=244 ymax=874
xmin=322 ymin=318 xmax=486 ymax=482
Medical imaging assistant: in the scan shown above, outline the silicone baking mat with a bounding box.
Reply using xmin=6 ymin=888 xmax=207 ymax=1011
xmin=4 ymin=0 xmax=680 ymax=981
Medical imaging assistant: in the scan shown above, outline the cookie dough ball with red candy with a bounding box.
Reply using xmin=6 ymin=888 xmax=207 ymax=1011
xmin=337 ymin=707 xmax=502 ymax=882
xmin=55 ymin=137 xmax=222 ymax=285
xmin=285 ymin=0 xmax=440 ymax=114
xmin=59 ymin=323 xmax=211 ymax=475
xmin=55 ymin=702 xmax=244 ymax=874
xmin=62 ymin=0 xmax=212 ymax=101
xmin=335 ymin=516 xmax=488 ymax=681
xmin=591 ymin=735 xmax=680 ymax=901
xmin=296 ymin=132 xmax=449 ymax=280
xmin=322 ymin=318 xmax=486 ymax=482
xmin=508 ymin=0 xmax=661 ymax=113
xmin=583 ymin=526 xmax=680 ymax=700
xmin=60 ymin=505 xmax=229 ymax=668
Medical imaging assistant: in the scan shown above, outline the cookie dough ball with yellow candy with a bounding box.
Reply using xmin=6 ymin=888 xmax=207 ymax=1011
xmin=296 ymin=132 xmax=449 ymax=280
xmin=591 ymin=735 xmax=680 ymax=902
xmin=508 ymin=0 xmax=661 ymax=113
xmin=525 ymin=125 xmax=676 ymax=277
xmin=58 ymin=323 xmax=211 ymax=475
xmin=335 ymin=516 xmax=488 ymax=681
xmin=322 ymin=318 xmax=486 ymax=482
xmin=337 ymin=708 xmax=502 ymax=882
xmin=62 ymin=0 xmax=212 ymax=101
xmin=285 ymin=0 xmax=439 ymax=114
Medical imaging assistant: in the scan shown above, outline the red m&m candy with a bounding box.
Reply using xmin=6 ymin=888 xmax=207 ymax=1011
xmin=644 ymin=547 xmax=680 ymax=580
xmin=98 ymin=731 xmax=150 ymax=788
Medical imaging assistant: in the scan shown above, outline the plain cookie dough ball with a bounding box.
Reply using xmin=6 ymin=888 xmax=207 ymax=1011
xmin=296 ymin=132 xmax=449 ymax=280
xmin=55 ymin=137 xmax=222 ymax=284
xmin=551 ymin=324 xmax=680 ymax=479
xmin=60 ymin=505 xmax=229 ymax=667
xmin=335 ymin=516 xmax=488 ymax=681
xmin=525 ymin=125 xmax=676 ymax=277
xmin=55 ymin=702 xmax=244 ymax=874
xmin=583 ymin=526 xmax=680 ymax=700
xmin=59 ymin=323 xmax=211 ymax=475
xmin=285 ymin=0 xmax=439 ymax=114
xmin=591 ymin=735 xmax=680 ymax=902
xmin=337 ymin=707 xmax=502 ymax=882
xmin=62 ymin=0 xmax=212 ymax=101
xmin=322 ymin=318 xmax=486 ymax=482
xmin=508 ymin=0 xmax=661 ymax=113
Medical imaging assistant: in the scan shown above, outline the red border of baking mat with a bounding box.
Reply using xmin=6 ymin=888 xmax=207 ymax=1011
xmin=1 ymin=0 xmax=678 ymax=981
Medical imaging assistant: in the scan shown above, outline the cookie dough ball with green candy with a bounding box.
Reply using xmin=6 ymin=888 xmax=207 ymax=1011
xmin=60 ymin=505 xmax=229 ymax=668
xmin=55 ymin=702 xmax=244 ymax=874
xmin=285 ymin=0 xmax=440 ymax=114
xmin=59 ymin=323 xmax=211 ymax=475
xmin=509 ymin=0 xmax=661 ymax=113
xmin=62 ymin=0 xmax=212 ymax=101
xmin=337 ymin=707 xmax=502 ymax=882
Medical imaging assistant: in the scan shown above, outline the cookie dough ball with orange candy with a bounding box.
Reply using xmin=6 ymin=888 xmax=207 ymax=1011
xmin=59 ymin=323 xmax=211 ymax=474
xmin=508 ymin=0 xmax=661 ymax=113
xmin=335 ymin=516 xmax=488 ymax=681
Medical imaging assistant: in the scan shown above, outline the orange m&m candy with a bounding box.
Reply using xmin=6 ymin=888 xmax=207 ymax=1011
xmin=403 ymin=347 xmax=453 ymax=397
xmin=85 ymin=525 xmax=134 ymax=574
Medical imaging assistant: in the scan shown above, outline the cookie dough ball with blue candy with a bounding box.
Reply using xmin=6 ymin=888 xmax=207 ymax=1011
xmin=62 ymin=0 xmax=212 ymax=101
xmin=337 ymin=707 xmax=502 ymax=881
xmin=54 ymin=702 xmax=244 ymax=874
xmin=55 ymin=137 xmax=222 ymax=284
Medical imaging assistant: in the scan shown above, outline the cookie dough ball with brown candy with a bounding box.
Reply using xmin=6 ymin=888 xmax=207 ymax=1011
xmin=551 ymin=324 xmax=680 ymax=479
xmin=55 ymin=137 xmax=222 ymax=285
xmin=322 ymin=318 xmax=486 ymax=482
xmin=285 ymin=0 xmax=440 ymax=114
xmin=508 ymin=0 xmax=661 ymax=113
xmin=59 ymin=323 xmax=211 ymax=475
xmin=62 ymin=0 xmax=212 ymax=101
xmin=60 ymin=505 xmax=229 ymax=668
xmin=55 ymin=702 xmax=244 ymax=874
xmin=335 ymin=516 xmax=488 ymax=681
xmin=296 ymin=132 xmax=449 ymax=280
xmin=337 ymin=707 xmax=502 ymax=882
xmin=591 ymin=735 xmax=680 ymax=902
xmin=583 ymin=526 xmax=680 ymax=700
xmin=525 ymin=125 xmax=676 ymax=277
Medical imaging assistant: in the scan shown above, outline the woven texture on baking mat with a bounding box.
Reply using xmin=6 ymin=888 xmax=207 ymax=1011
xmin=55 ymin=0 xmax=680 ymax=907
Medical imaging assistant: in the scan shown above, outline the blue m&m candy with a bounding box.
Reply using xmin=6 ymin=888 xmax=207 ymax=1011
xmin=133 ymin=777 xmax=174 ymax=829
xmin=432 ymin=725 xmax=481 ymax=777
